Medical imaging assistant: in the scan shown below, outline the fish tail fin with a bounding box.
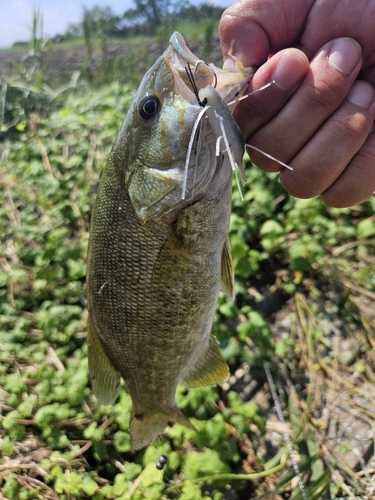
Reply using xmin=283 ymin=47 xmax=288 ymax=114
xmin=130 ymin=406 xmax=197 ymax=450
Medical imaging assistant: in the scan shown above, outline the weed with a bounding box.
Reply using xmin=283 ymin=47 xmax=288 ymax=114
xmin=0 ymin=22 xmax=374 ymax=500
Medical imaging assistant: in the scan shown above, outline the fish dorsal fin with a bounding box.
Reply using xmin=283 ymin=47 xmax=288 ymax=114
xmin=221 ymin=237 xmax=235 ymax=300
xmin=183 ymin=336 xmax=229 ymax=388
xmin=130 ymin=407 xmax=197 ymax=450
xmin=87 ymin=318 xmax=121 ymax=405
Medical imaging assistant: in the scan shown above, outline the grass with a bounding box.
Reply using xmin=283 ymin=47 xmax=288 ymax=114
xmin=1 ymin=31 xmax=218 ymax=95
xmin=0 ymin=29 xmax=375 ymax=499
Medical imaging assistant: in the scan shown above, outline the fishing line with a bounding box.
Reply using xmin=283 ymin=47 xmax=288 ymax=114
xmin=263 ymin=361 xmax=308 ymax=500
xmin=190 ymin=113 xmax=204 ymax=204
xmin=246 ymin=144 xmax=293 ymax=171
xmin=227 ymin=81 xmax=275 ymax=106
xmin=182 ymin=105 xmax=209 ymax=200
xmin=215 ymin=135 xmax=223 ymax=156
xmin=213 ymin=109 xmax=244 ymax=201
xmin=228 ymin=79 xmax=294 ymax=171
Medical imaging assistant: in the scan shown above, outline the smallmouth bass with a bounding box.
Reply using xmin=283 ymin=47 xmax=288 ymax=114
xmin=86 ymin=32 xmax=255 ymax=450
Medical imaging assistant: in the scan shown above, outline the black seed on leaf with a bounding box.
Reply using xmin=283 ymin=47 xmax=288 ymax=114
xmin=159 ymin=455 xmax=167 ymax=465
xmin=155 ymin=461 xmax=163 ymax=470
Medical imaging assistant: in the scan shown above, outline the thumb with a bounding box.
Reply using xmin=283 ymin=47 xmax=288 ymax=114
xmin=219 ymin=0 xmax=313 ymax=67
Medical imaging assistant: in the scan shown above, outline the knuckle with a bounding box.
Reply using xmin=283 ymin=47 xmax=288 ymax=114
xmin=333 ymin=111 xmax=369 ymax=138
xmin=280 ymin=169 xmax=322 ymax=199
xmin=320 ymin=191 xmax=348 ymax=208
xmin=300 ymin=83 xmax=344 ymax=114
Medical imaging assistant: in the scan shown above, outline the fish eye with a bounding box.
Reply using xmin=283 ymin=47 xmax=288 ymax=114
xmin=139 ymin=95 xmax=160 ymax=119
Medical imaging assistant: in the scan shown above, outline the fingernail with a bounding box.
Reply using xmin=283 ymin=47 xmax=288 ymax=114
xmin=346 ymin=81 xmax=374 ymax=108
xmin=223 ymin=56 xmax=236 ymax=69
xmin=328 ymin=38 xmax=361 ymax=75
xmin=272 ymin=52 xmax=308 ymax=91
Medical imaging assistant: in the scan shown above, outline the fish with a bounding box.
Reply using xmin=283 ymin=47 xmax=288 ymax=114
xmin=86 ymin=32 xmax=255 ymax=450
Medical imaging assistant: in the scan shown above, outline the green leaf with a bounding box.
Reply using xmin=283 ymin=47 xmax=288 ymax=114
xmin=82 ymin=475 xmax=99 ymax=495
xmin=260 ymin=219 xmax=284 ymax=236
xmin=229 ymin=234 xmax=249 ymax=259
xmin=3 ymin=410 xmax=22 ymax=430
xmin=180 ymin=480 xmax=208 ymax=499
xmin=113 ymin=473 xmax=131 ymax=496
xmin=55 ymin=471 xmax=83 ymax=494
xmin=227 ymin=391 xmax=258 ymax=418
xmin=2 ymin=474 xmax=19 ymax=499
xmin=357 ymin=217 xmax=375 ymax=239
xmin=182 ymin=449 xmax=230 ymax=479
xmin=113 ymin=431 xmax=131 ymax=453
xmin=15 ymin=122 xmax=26 ymax=131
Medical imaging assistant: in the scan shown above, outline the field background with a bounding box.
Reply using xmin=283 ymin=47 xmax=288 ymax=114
xmin=1 ymin=7 xmax=375 ymax=500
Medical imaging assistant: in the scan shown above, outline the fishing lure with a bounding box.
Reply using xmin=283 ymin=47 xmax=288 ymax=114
xmin=182 ymin=66 xmax=293 ymax=202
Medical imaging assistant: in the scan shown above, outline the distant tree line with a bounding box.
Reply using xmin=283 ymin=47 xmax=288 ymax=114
xmin=46 ymin=1 xmax=225 ymax=44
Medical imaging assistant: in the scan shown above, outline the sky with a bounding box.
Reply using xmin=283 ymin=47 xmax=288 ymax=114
xmin=0 ymin=0 xmax=233 ymax=48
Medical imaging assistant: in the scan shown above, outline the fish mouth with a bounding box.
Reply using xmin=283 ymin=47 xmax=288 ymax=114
xmin=167 ymin=32 xmax=216 ymax=94
xmin=166 ymin=31 xmax=256 ymax=107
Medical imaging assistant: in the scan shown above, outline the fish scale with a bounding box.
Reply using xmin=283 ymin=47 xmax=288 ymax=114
xmin=86 ymin=32 xmax=255 ymax=450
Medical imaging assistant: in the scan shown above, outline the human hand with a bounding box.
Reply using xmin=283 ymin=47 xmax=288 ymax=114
xmin=219 ymin=0 xmax=375 ymax=207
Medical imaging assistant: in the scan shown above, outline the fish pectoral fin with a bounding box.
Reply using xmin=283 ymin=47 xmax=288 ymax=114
xmin=220 ymin=237 xmax=235 ymax=300
xmin=87 ymin=319 xmax=121 ymax=405
xmin=130 ymin=407 xmax=197 ymax=450
xmin=183 ymin=336 xmax=229 ymax=388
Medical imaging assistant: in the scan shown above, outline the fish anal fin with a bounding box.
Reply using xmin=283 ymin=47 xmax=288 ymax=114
xmin=130 ymin=407 xmax=197 ymax=450
xmin=87 ymin=318 xmax=121 ymax=405
xmin=183 ymin=336 xmax=229 ymax=388
xmin=221 ymin=237 xmax=235 ymax=300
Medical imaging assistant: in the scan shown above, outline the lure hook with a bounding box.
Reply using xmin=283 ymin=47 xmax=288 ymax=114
xmin=185 ymin=64 xmax=207 ymax=108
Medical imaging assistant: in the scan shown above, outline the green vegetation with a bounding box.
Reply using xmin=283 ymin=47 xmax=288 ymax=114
xmin=8 ymin=2 xmax=224 ymax=46
xmin=1 ymin=8 xmax=375 ymax=499
xmin=2 ymin=3 xmax=221 ymax=115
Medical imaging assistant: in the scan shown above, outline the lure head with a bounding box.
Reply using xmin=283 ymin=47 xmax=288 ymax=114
xmin=112 ymin=32 xmax=255 ymax=222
